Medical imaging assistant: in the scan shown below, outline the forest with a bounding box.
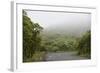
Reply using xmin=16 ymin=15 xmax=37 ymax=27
xmin=23 ymin=10 xmax=91 ymax=62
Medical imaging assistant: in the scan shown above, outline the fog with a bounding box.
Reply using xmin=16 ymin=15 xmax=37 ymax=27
xmin=26 ymin=10 xmax=91 ymax=36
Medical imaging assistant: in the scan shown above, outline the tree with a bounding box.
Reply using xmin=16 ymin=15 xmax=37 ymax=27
xmin=77 ymin=31 xmax=91 ymax=58
xmin=23 ymin=10 xmax=43 ymax=62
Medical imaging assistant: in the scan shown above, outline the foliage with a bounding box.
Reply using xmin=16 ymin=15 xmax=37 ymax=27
xmin=41 ymin=31 xmax=91 ymax=59
xmin=77 ymin=31 xmax=91 ymax=58
xmin=24 ymin=51 xmax=46 ymax=62
xmin=41 ymin=34 xmax=77 ymax=52
xmin=23 ymin=10 xmax=43 ymax=62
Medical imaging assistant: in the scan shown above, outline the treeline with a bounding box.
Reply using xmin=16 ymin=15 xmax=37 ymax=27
xmin=23 ymin=10 xmax=43 ymax=62
xmin=41 ymin=31 xmax=91 ymax=58
xmin=77 ymin=31 xmax=91 ymax=58
xmin=41 ymin=34 xmax=77 ymax=52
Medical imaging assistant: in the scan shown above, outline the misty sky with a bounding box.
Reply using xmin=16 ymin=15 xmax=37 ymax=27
xmin=26 ymin=10 xmax=91 ymax=36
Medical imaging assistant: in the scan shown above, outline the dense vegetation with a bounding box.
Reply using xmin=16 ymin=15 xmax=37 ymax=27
xmin=41 ymin=34 xmax=77 ymax=52
xmin=23 ymin=10 xmax=43 ymax=62
xmin=23 ymin=10 xmax=91 ymax=62
xmin=41 ymin=31 xmax=91 ymax=59
xmin=77 ymin=31 xmax=91 ymax=58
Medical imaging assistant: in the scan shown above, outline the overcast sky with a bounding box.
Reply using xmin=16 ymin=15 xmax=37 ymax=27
xmin=26 ymin=10 xmax=91 ymax=36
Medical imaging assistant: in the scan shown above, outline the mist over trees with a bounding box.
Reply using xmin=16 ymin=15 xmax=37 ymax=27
xmin=23 ymin=10 xmax=91 ymax=62
xmin=27 ymin=11 xmax=91 ymax=37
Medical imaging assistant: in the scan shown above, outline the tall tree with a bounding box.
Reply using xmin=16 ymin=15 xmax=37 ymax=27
xmin=23 ymin=10 xmax=43 ymax=62
xmin=77 ymin=30 xmax=91 ymax=58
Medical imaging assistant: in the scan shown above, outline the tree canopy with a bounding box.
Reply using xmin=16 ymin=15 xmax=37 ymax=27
xmin=23 ymin=10 xmax=43 ymax=62
xmin=77 ymin=31 xmax=91 ymax=58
